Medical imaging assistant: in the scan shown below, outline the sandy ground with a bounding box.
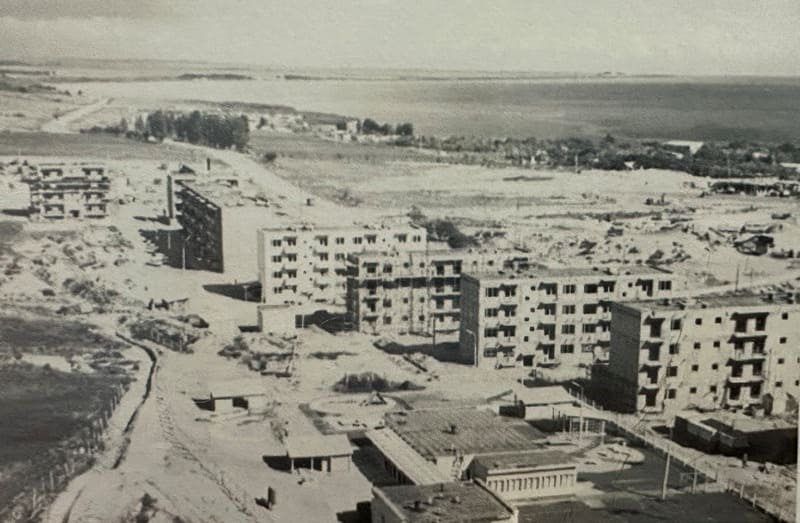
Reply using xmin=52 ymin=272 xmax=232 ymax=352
xmin=1 ymin=98 xmax=794 ymax=522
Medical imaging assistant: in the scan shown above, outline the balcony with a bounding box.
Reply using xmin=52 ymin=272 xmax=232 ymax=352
xmin=640 ymin=381 xmax=660 ymax=391
xmin=729 ymin=350 xmax=766 ymax=362
xmin=727 ymin=374 xmax=764 ymax=384
xmin=640 ymin=360 xmax=662 ymax=369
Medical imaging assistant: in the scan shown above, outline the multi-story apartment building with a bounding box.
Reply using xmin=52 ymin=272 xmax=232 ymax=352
xmin=459 ymin=266 xmax=677 ymax=368
xmin=177 ymin=179 xmax=273 ymax=279
xmin=345 ymin=249 xmax=531 ymax=336
xmin=257 ymin=224 xmax=426 ymax=306
xmin=25 ymin=163 xmax=110 ymax=219
xmin=606 ymin=293 xmax=800 ymax=413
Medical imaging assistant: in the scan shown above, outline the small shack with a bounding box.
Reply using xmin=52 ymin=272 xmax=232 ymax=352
xmin=284 ymin=433 xmax=353 ymax=473
xmin=196 ymin=379 xmax=269 ymax=412
xmin=512 ymin=386 xmax=578 ymax=420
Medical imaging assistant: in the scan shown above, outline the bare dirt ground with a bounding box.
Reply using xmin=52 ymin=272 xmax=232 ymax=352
xmin=2 ymin=97 xmax=795 ymax=522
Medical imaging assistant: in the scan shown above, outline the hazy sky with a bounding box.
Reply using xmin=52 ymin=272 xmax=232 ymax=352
xmin=2 ymin=0 xmax=799 ymax=75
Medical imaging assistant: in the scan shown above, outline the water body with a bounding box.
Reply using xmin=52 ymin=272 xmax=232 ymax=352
xmin=61 ymin=76 xmax=800 ymax=142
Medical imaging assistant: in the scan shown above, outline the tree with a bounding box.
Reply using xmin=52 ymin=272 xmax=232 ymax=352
xmin=134 ymin=115 xmax=146 ymax=134
xmin=396 ymin=122 xmax=414 ymax=136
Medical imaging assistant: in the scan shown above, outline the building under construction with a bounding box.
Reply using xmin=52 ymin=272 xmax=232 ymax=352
xmin=345 ymin=248 xmax=532 ymax=336
xmin=25 ymin=162 xmax=110 ymax=219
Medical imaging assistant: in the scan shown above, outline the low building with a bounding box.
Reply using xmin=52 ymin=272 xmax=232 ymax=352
xmin=662 ymin=140 xmax=705 ymax=158
xmin=469 ymin=450 xmax=577 ymax=501
xmin=459 ymin=266 xmax=678 ymax=369
xmin=606 ymin=292 xmax=800 ymax=413
xmin=346 ymin=248 xmax=531 ymax=336
xmin=257 ymin=224 xmax=426 ymax=307
xmin=509 ymin=386 xmax=578 ymax=420
xmin=176 ymin=178 xmax=272 ymax=279
xmin=196 ymin=378 xmax=269 ymax=412
xmin=24 ymin=162 xmax=110 ymax=219
xmin=375 ymin=408 xmax=545 ymax=483
xmin=371 ymin=480 xmax=518 ymax=523
xmin=284 ymin=433 xmax=353 ymax=473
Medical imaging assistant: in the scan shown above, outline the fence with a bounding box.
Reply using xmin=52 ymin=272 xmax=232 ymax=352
xmin=0 ymin=384 xmax=126 ymax=523
xmin=561 ymin=385 xmax=795 ymax=522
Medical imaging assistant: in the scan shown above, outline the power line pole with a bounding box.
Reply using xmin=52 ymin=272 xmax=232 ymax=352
xmin=661 ymin=450 xmax=671 ymax=500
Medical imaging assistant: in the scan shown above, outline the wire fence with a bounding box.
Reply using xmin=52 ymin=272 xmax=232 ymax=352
xmin=561 ymin=386 xmax=795 ymax=522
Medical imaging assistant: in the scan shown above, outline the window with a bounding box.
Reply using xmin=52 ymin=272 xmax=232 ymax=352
xmin=715 ymin=316 xmax=722 ymax=324
xmin=667 ymin=389 xmax=676 ymax=399
xmin=485 ymin=308 xmax=499 ymax=317
xmin=544 ymin=304 xmax=556 ymax=316
xmin=711 ymin=363 xmax=718 ymax=370
xmin=667 ymin=366 xmax=678 ymax=377
xmin=659 ymin=280 xmax=672 ymax=291
xmin=582 ymin=344 xmax=594 ymax=353
xmin=286 ymin=237 xmax=296 ymax=246
xmin=286 ymin=270 xmax=297 ymax=278
xmin=780 ymin=337 xmax=787 ymax=344
xmin=713 ymin=341 xmax=720 ymax=348
xmin=562 ymin=324 xmax=575 ymax=334
xmin=544 ymin=285 xmax=557 ymax=296
xmin=669 ymin=343 xmax=679 ymax=355
xmin=691 ymin=364 xmax=699 ymax=372
xmin=583 ymin=304 xmax=598 ymax=314
xmin=335 ymin=253 xmax=345 ymax=261
xmin=272 ymin=271 xmax=281 ymax=278
xmin=782 ymin=312 xmax=789 ymax=320
xmin=710 ymin=385 xmax=717 ymax=394
xmin=523 ymin=336 xmax=529 ymax=342
xmin=734 ymin=318 xmax=747 ymax=333
xmin=776 ymin=381 xmax=783 ymax=388
xmin=383 ymin=316 xmax=392 ymax=325
xmin=582 ymin=324 xmax=596 ymax=334
xmin=396 ymin=234 xmax=407 ymax=243
xmin=366 ymin=235 xmax=377 ymax=244
xmin=486 ymin=288 xmax=499 ymax=298
xmin=778 ymin=358 xmax=785 ymax=365
xmin=689 ymin=387 xmax=697 ymax=394
xmin=335 ymin=237 xmax=345 ymax=245
xmin=693 ymin=342 xmax=701 ymax=350
xmin=287 ymin=254 xmax=297 ymax=262
xmin=318 ymin=237 xmax=328 ymax=246
xmin=755 ymin=316 xmax=766 ymax=331
xmin=403 ymin=298 xmax=409 ymax=304
xmin=562 ymin=284 xmax=576 ymax=294
xmin=584 ymin=284 xmax=597 ymax=294
xmin=353 ymin=237 xmax=362 ymax=245
xmin=504 ymin=286 xmax=516 ymax=297
xmin=271 ymin=239 xmax=282 ymax=247
xmin=671 ymin=319 xmax=682 ymax=330
xmin=383 ymin=299 xmax=392 ymax=308
xmin=319 ymin=253 xmax=329 ymax=261
xmin=484 ymin=328 xmax=498 ymax=337
xmin=271 ymin=255 xmax=281 ymax=262
xmin=562 ymin=305 xmax=575 ymax=314
xmin=560 ymin=344 xmax=574 ymax=354
xmin=694 ymin=318 xmax=702 ymax=326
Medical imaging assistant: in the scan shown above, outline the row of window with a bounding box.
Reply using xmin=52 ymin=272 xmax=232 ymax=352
xmin=270 ymin=234 xmax=424 ymax=248
xmin=487 ymin=280 xmax=672 ymax=299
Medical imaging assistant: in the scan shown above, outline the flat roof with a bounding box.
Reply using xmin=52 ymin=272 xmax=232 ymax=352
xmin=375 ymin=481 xmax=513 ymax=523
xmin=465 ymin=264 xmax=670 ymax=282
xmin=284 ymin=433 xmax=353 ymax=459
xmin=259 ymin=223 xmax=421 ymax=233
xmin=473 ymin=450 xmax=575 ymax=472
xmin=619 ymin=292 xmax=800 ymax=313
xmin=207 ymin=378 xmax=268 ymax=399
xmin=180 ymin=179 xmax=267 ymax=207
xmin=366 ymin=428 xmax=450 ymax=485
xmin=385 ymin=407 xmax=544 ymax=460
xmin=512 ymin=386 xmax=575 ymax=406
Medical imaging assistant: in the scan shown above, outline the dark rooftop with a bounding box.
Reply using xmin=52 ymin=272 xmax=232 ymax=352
xmin=385 ymin=407 xmax=544 ymax=460
xmin=473 ymin=450 xmax=574 ymax=472
xmin=375 ymin=481 xmax=514 ymax=523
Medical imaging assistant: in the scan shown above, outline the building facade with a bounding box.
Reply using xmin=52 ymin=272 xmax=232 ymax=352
xmin=346 ymin=249 xmax=531 ymax=336
xmin=607 ymin=293 xmax=800 ymax=413
xmin=468 ymin=451 xmax=577 ymax=501
xmin=459 ymin=266 xmax=677 ymax=368
xmin=25 ymin=162 xmax=110 ymax=219
xmin=176 ymin=179 xmax=273 ymax=279
xmin=257 ymin=224 xmax=426 ymax=306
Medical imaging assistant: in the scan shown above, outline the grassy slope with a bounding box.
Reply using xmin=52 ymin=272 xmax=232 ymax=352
xmin=0 ymin=131 xmax=207 ymax=162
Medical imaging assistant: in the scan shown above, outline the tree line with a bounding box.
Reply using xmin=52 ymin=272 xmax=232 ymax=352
xmin=82 ymin=110 xmax=251 ymax=151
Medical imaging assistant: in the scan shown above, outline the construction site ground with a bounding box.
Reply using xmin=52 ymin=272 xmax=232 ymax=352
xmin=0 ymin=97 xmax=797 ymax=522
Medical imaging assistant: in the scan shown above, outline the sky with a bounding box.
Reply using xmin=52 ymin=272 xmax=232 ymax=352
xmin=1 ymin=0 xmax=799 ymax=76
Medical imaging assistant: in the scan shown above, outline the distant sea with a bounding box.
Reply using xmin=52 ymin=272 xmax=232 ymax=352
xmin=55 ymin=64 xmax=800 ymax=142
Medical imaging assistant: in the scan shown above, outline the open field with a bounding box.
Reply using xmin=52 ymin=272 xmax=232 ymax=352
xmin=0 ymin=132 xmax=212 ymax=162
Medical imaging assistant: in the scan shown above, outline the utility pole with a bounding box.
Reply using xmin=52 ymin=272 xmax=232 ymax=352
xmin=661 ymin=450 xmax=671 ymax=500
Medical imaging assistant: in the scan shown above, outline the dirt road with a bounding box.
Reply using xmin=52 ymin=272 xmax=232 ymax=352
xmin=40 ymin=98 xmax=111 ymax=133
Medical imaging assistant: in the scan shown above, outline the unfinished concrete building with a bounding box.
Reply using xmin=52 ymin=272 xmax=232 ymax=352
xmin=257 ymin=224 xmax=426 ymax=306
xmin=25 ymin=162 xmax=110 ymax=219
xmin=176 ymin=179 xmax=272 ymax=279
xmin=345 ymin=249 xmax=531 ymax=336
xmin=605 ymin=293 xmax=800 ymax=413
xmin=458 ymin=266 xmax=678 ymax=369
